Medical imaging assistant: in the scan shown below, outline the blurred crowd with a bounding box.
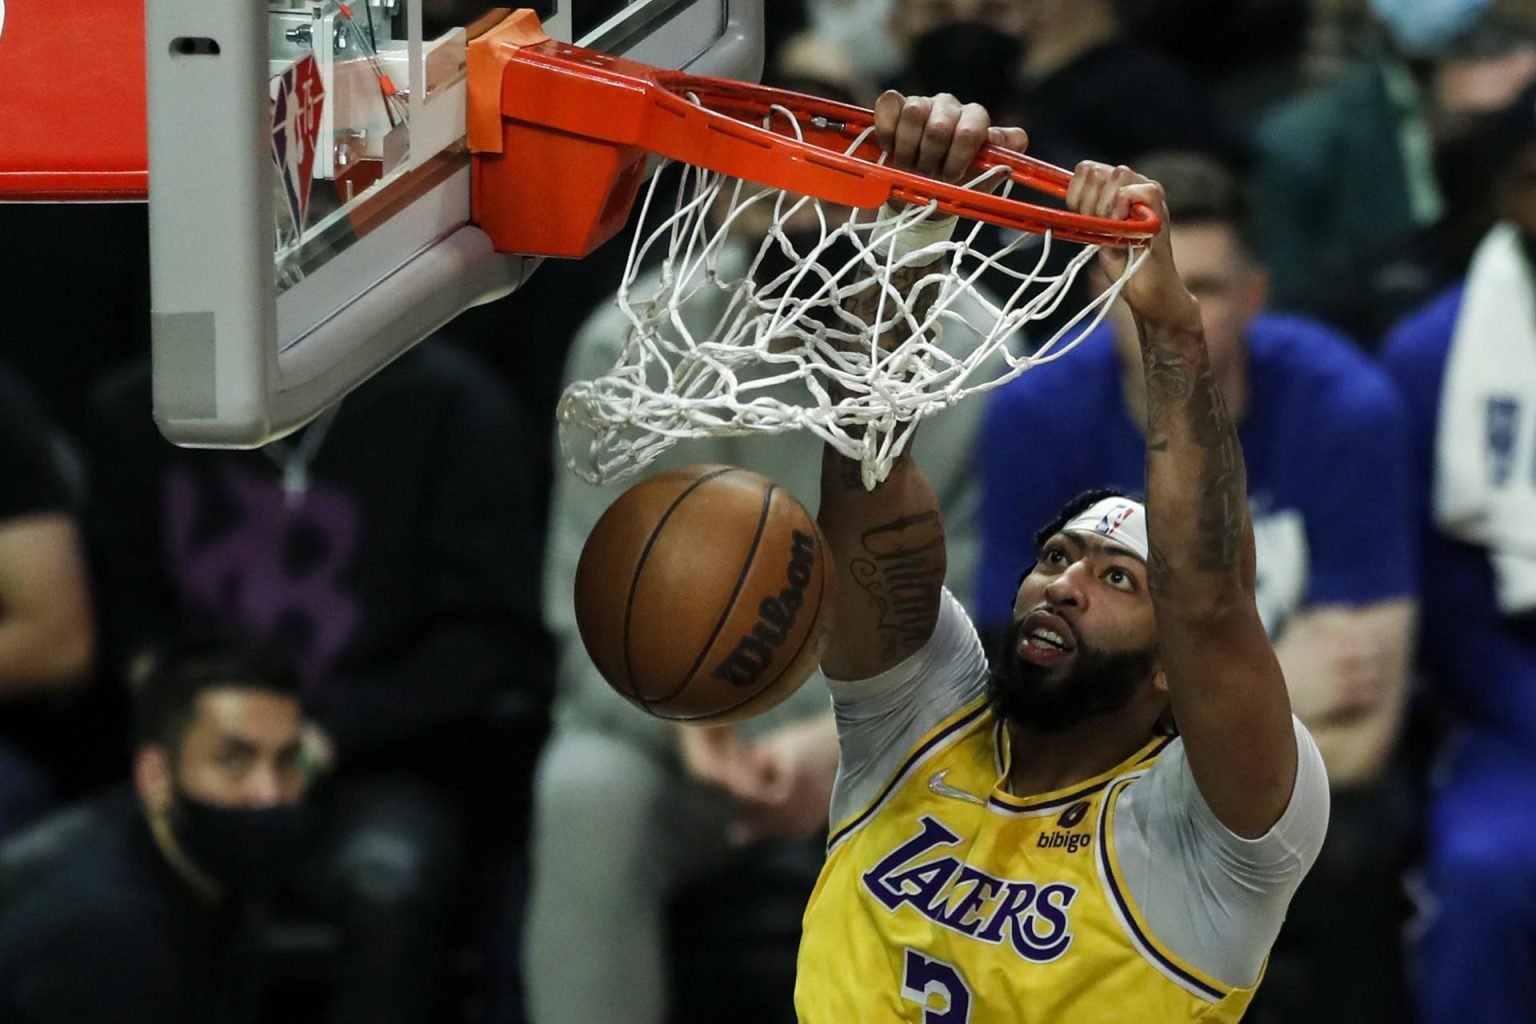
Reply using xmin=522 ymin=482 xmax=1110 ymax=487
xmin=4 ymin=0 xmax=1536 ymax=1021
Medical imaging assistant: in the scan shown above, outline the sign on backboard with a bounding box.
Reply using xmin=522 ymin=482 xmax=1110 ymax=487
xmin=147 ymin=1 xmax=762 ymax=447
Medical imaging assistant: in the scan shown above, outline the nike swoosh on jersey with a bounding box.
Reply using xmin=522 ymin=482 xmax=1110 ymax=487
xmin=928 ymin=770 xmax=986 ymax=805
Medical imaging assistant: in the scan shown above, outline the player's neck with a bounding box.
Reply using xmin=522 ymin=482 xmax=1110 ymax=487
xmin=1002 ymin=710 xmax=1161 ymax=798
xmin=1022 ymin=5 xmax=1117 ymax=81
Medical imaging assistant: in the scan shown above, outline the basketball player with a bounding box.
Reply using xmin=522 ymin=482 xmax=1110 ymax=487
xmin=795 ymin=92 xmax=1329 ymax=1022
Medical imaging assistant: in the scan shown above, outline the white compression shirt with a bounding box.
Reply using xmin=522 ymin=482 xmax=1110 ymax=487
xmin=825 ymin=589 xmax=1330 ymax=989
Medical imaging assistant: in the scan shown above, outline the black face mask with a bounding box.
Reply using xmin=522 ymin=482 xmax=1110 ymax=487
xmin=903 ymin=21 xmax=1023 ymax=121
xmin=172 ymin=789 xmax=309 ymax=894
xmin=984 ymin=621 xmax=1155 ymax=734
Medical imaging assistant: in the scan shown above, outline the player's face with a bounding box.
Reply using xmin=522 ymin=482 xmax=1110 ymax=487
xmin=1010 ymin=532 xmax=1156 ymax=670
xmin=989 ymin=532 xmax=1158 ymax=732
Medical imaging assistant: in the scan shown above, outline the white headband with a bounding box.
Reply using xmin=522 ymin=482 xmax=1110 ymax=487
xmin=1061 ymin=497 xmax=1149 ymax=561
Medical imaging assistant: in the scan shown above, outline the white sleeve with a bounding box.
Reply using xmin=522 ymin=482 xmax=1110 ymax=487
xmin=826 ymin=589 xmax=990 ymax=827
xmin=1113 ymin=717 xmax=1330 ymax=988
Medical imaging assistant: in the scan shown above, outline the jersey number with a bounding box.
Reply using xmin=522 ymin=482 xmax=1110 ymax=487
xmin=901 ymin=948 xmax=972 ymax=1023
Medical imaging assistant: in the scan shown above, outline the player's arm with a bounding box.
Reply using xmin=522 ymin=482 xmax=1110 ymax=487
xmin=1275 ymin=598 xmax=1415 ymax=787
xmin=1071 ymin=164 xmax=1297 ymax=839
xmin=818 ymin=93 xmax=1026 ymax=681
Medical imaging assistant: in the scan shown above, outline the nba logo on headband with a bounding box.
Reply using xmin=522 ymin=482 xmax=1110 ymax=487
xmin=1095 ymin=503 xmax=1138 ymax=538
xmin=1063 ymin=497 xmax=1149 ymax=561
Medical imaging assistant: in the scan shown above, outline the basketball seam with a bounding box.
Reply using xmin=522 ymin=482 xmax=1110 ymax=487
xmin=668 ymin=515 xmax=826 ymax=721
xmin=650 ymin=480 xmax=777 ymax=709
xmin=623 ymin=467 xmax=738 ymax=708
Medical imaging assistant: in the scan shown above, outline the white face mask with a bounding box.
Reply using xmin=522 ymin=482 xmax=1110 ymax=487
xmin=1370 ymin=0 xmax=1491 ymax=56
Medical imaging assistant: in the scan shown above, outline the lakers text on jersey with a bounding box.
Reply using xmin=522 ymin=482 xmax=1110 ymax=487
xmin=794 ymin=699 xmax=1259 ymax=1023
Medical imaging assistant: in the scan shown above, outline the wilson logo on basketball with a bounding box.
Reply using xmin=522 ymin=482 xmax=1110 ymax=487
xmin=711 ymin=530 xmax=816 ymax=687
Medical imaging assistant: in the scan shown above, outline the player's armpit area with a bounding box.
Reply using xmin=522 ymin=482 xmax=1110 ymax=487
xmin=826 ymin=591 xmax=989 ymax=830
xmin=1116 ymin=719 xmax=1329 ymax=989
xmin=1184 ymin=718 xmax=1330 ymax=870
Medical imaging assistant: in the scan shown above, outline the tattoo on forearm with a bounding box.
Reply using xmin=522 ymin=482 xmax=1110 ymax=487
xmin=1146 ymin=543 xmax=1173 ymax=598
xmin=1141 ymin=340 xmax=1197 ymax=437
xmin=1187 ymin=371 xmax=1245 ymax=572
xmin=844 ymin=264 xmax=940 ymax=351
xmin=848 ymin=511 xmax=944 ymax=658
xmin=1138 ymin=320 xmax=1247 ymax=578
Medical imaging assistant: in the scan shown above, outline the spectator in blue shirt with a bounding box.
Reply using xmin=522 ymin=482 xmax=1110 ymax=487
xmin=976 ymin=152 xmax=1419 ymax=1024
xmin=1381 ymin=82 xmax=1536 ymax=1024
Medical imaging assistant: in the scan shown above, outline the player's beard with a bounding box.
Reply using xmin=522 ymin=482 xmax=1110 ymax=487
xmin=984 ymin=626 xmax=1156 ymax=735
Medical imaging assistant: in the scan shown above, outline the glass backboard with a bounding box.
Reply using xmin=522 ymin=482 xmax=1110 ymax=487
xmin=147 ymin=1 xmax=762 ymax=447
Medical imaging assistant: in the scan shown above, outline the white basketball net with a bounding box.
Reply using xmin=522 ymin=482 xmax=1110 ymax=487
xmin=557 ymin=105 xmax=1149 ymax=490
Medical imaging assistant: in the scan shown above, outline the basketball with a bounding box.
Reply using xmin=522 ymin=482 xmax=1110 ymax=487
xmin=574 ymin=464 xmax=834 ymax=724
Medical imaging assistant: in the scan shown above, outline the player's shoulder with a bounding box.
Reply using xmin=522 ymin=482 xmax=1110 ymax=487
xmin=1132 ymin=716 xmax=1328 ymax=853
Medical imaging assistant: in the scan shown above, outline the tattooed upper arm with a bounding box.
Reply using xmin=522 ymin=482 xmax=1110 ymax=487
xmin=816 ymin=235 xmax=951 ymax=678
xmin=847 ymin=509 xmax=945 ymax=661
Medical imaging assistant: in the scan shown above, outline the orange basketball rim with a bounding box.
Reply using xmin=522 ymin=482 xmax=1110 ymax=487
xmin=466 ymin=10 xmax=1159 ymax=260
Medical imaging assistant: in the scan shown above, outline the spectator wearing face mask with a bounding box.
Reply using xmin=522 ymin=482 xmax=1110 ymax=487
xmin=878 ymin=0 xmax=1238 ymax=350
xmin=1249 ymin=0 xmax=1501 ymax=330
xmin=89 ymin=340 xmax=548 ymax=1024
xmin=884 ymin=0 xmax=1031 ymax=125
xmin=0 ymin=639 xmax=310 ymax=1024
xmin=882 ymin=0 xmax=1237 ymax=171
xmin=1113 ymin=0 xmax=1313 ymax=128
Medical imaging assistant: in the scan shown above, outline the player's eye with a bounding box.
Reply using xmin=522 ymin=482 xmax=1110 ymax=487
xmin=1042 ymin=546 xmax=1067 ymax=566
xmin=1104 ymin=567 xmax=1136 ymax=591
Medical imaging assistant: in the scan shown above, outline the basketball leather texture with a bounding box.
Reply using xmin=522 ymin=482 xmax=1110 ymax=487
xmin=574 ymin=464 xmax=834 ymax=723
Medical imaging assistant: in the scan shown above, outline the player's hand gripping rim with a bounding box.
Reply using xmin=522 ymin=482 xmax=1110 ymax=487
xmin=1067 ymin=161 xmax=1201 ymax=331
xmin=872 ymin=90 xmax=1030 ymax=186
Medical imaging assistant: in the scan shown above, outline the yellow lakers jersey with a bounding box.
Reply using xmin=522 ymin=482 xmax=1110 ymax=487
xmin=795 ymin=697 xmax=1259 ymax=1023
